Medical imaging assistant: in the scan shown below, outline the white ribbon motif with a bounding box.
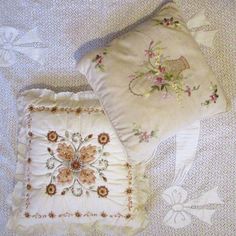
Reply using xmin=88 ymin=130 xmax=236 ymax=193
xmin=0 ymin=26 xmax=47 ymax=67
xmin=187 ymin=10 xmax=218 ymax=48
xmin=162 ymin=121 xmax=224 ymax=228
xmin=162 ymin=186 xmax=223 ymax=228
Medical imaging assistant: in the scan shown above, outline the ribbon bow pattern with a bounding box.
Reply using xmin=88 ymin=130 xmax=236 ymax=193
xmin=162 ymin=121 xmax=224 ymax=229
xmin=0 ymin=26 xmax=47 ymax=67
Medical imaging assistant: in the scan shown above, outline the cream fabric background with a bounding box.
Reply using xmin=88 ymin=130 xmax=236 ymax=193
xmin=0 ymin=0 xmax=235 ymax=235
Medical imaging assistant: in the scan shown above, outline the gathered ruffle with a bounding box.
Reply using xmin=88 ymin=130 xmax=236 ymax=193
xmin=7 ymin=89 xmax=150 ymax=236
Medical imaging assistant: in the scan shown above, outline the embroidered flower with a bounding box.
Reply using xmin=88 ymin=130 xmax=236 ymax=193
xmin=79 ymin=169 xmax=96 ymax=185
xmin=97 ymin=186 xmax=109 ymax=198
xmin=128 ymin=40 xmax=199 ymax=99
xmin=28 ymin=105 xmax=34 ymax=112
xmin=24 ymin=212 xmax=30 ymax=218
xmin=132 ymin=123 xmax=158 ymax=143
xmin=47 ymin=131 xmax=58 ymax=142
xmin=57 ymin=167 xmax=73 ymax=184
xmin=57 ymin=143 xmax=74 ymax=161
xmin=46 ymin=131 xmax=109 ymax=198
xmin=98 ymin=133 xmax=110 ymax=145
xmin=48 ymin=211 xmax=56 ymax=218
xmin=101 ymin=212 xmax=107 ymax=217
xmin=126 ymin=187 xmax=133 ymax=194
xmin=46 ymin=183 xmax=56 ymax=196
xmin=184 ymin=85 xmax=200 ymax=97
xmin=75 ymin=211 xmax=81 ymax=217
xmin=76 ymin=108 xmax=82 ymax=114
xmin=202 ymin=83 xmax=219 ymax=106
xmin=70 ymin=160 xmax=81 ymax=170
xmin=92 ymin=48 xmax=108 ymax=72
xmin=51 ymin=106 xmax=58 ymax=113
xmin=79 ymin=145 xmax=97 ymax=163
xmin=154 ymin=17 xmax=180 ymax=27
xmin=26 ymin=184 xmax=32 ymax=190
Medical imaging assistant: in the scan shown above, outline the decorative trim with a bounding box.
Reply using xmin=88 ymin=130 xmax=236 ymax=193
xmin=23 ymin=106 xmax=133 ymax=220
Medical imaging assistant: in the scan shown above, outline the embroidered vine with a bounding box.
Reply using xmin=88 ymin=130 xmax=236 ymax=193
xmin=92 ymin=48 xmax=108 ymax=72
xmin=201 ymin=83 xmax=219 ymax=106
xmin=132 ymin=123 xmax=158 ymax=143
xmin=154 ymin=17 xmax=180 ymax=27
xmin=128 ymin=41 xmax=199 ymax=100
xmin=45 ymin=131 xmax=110 ymax=198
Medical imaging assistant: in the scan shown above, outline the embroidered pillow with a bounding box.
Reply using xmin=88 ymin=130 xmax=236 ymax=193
xmin=76 ymin=2 xmax=228 ymax=164
xmin=7 ymin=89 xmax=149 ymax=235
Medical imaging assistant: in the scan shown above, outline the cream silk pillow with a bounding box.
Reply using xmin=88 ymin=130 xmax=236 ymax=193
xmin=7 ymin=89 xmax=149 ymax=235
xmin=77 ymin=1 xmax=228 ymax=163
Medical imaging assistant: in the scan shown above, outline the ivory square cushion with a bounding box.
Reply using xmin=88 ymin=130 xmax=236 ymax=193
xmin=7 ymin=89 xmax=148 ymax=235
xmin=76 ymin=1 xmax=228 ymax=164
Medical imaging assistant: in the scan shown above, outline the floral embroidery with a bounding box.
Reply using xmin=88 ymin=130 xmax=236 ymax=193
xmin=75 ymin=211 xmax=81 ymax=217
xmin=24 ymin=105 xmax=133 ymax=220
xmin=154 ymin=17 xmax=180 ymax=27
xmin=27 ymin=105 xmax=103 ymax=114
xmin=98 ymin=132 xmax=110 ymax=145
xmin=97 ymin=186 xmax=109 ymax=198
xmin=48 ymin=211 xmax=56 ymax=218
xmin=46 ymin=183 xmax=56 ymax=196
xmin=128 ymin=41 xmax=199 ymax=100
xmin=0 ymin=26 xmax=47 ymax=67
xmin=45 ymin=131 xmax=109 ymax=197
xmin=132 ymin=123 xmax=158 ymax=143
xmin=92 ymin=48 xmax=108 ymax=72
xmin=202 ymin=83 xmax=219 ymax=106
xmin=47 ymin=131 xmax=58 ymax=142
xmin=101 ymin=212 xmax=107 ymax=217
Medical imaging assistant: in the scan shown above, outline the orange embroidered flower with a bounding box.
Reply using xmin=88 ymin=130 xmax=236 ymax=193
xmin=26 ymin=184 xmax=32 ymax=190
xmin=97 ymin=186 xmax=109 ymax=198
xmin=57 ymin=143 xmax=74 ymax=161
xmin=75 ymin=211 xmax=81 ymax=217
xmin=79 ymin=168 xmax=96 ymax=185
xmin=76 ymin=108 xmax=82 ymax=114
xmin=28 ymin=105 xmax=34 ymax=112
xmin=101 ymin=212 xmax=107 ymax=217
xmin=57 ymin=167 xmax=73 ymax=183
xmin=47 ymin=131 xmax=58 ymax=142
xmin=126 ymin=187 xmax=132 ymax=194
xmin=98 ymin=133 xmax=110 ymax=145
xmin=79 ymin=145 xmax=97 ymax=163
xmin=70 ymin=160 xmax=81 ymax=171
xmin=46 ymin=183 xmax=56 ymax=196
xmin=51 ymin=106 xmax=58 ymax=112
xmin=24 ymin=212 xmax=30 ymax=218
xmin=48 ymin=211 xmax=56 ymax=218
